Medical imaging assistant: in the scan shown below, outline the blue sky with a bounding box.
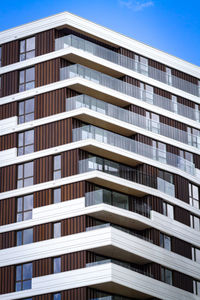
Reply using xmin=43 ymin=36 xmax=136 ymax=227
xmin=0 ymin=0 xmax=199 ymax=66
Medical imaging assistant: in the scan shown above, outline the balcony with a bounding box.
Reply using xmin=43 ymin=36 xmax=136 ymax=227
xmin=66 ymin=94 xmax=200 ymax=150
xmin=73 ymin=124 xmax=195 ymax=176
xmin=61 ymin=64 xmax=200 ymax=126
xmin=78 ymin=155 xmax=175 ymax=197
xmin=55 ymin=34 xmax=200 ymax=98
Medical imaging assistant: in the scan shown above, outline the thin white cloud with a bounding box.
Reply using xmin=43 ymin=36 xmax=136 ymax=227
xmin=119 ymin=0 xmax=154 ymax=11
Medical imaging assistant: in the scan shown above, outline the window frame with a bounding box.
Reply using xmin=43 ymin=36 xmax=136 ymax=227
xmin=18 ymin=129 xmax=34 ymax=156
xmin=18 ymin=98 xmax=35 ymax=124
xmin=53 ymin=257 xmax=61 ymax=273
xmin=17 ymin=161 xmax=34 ymax=188
xmin=53 ymin=187 xmax=61 ymax=203
xmin=161 ymin=266 xmax=173 ymax=285
xmin=17 ymin=228 xmax=33 ymax=246
xmin=160 ymin=232 xmax=171 ymax=251
xmin=53 ymin=155 xmax=61 ymax=180
xmin=19 ymin=67 xmax=35 ymax=92
xmin=189 ymin=183 xmax=199 ymax=209
xmin=17 ymin=194 xmax=33 ymax=222
xmin=15 ymin=263 xmax=32 ymax=291
xmin=20 ymin=36 xmax=35 ymax=61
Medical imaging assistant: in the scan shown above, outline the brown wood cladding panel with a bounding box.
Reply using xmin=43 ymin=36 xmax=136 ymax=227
xmin=171 ymin=237 xmax=192 ymax=259
xmin=126 ymin=103 xmax=146 ymax=116
xmin=34 ymin=156 xmax=53 ymax=184
xmin=177 ymin=96 xmax=195 ymax=108
xmin=117 ymin=47 xmax=135 ymax=59
xmin=121 ymin=75 xmax=140 ymax=87
xmin=171 ymin=68 xmax=198 ymax=84
xmin=0 ymin=197 xmax=16 ymax=225
xmin=33 ymin=257 xmax=53 ymax=277
xmin=148 ymin=59 xmax=166 ymax=72
xmin=146 ymin=195 xmax=163 ymax=214
xmin=1 ymin=40 xmax=19 ymax=66
xmin=160 ymin=115 xmax=187 ymax=131
xmin=35 ymin=29 xmax=55 ymax=56
xmin=0 ymin=133 xmax=17 ymax=151
xmin=0 ymin=265 xmax=15 ymax=294
xmin=173 ymin=271 xmax=193 ymax=293
xmin=136 ymin=163 xmax=158 ymax=177
xmin=0 ymin=101 xmax=17 ymax=120
xmin=1 ymin=71 xmax=18 ymax=97
xmin=34 ymin=118 xmax=72 ymax=152
xmin=0 ymin=231 xmax=15 ymax=249
xmin=61 ymin=149 xmax=79 ymax=178
xmin=174 ymin=175 xmax=189 ymax=203
xmin=33 ymin=223 xmax=52 ymax=242
xmin=35 ymin=88 xmax=79 ymax=119
xmin=35 ymin=58 xmax=60 ymax=87
xmin=34 ymin=189 xmax=52 ymax=208
xmin=61 ymin=215 xmax=86 ymax=236
xmin=133 ymin=133 xmax=152 ymax=145
xmin=174 ymin=206 xmax=190 ymax=226
xmin=0 ymin=165 xmax=17 ymax=192
xmin=193 ymin=154 xmax=200 ymax=169
xmin=61 ymin=181 xmax=85 ymax=201
xmin=62 ymin=287 xmax=87 ymax=300
xmin=153 ymin=86 xmax=171 ymax=99
xmin=61 ymin=251 xmax=86 ymax=272
xmin=33 ymin=295 xmax=51 ymax=300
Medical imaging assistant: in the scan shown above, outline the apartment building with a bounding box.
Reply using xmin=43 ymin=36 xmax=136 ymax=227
xmin=0 ymin=11 xmax=200 ymax=300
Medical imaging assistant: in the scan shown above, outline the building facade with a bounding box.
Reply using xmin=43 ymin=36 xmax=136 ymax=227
xmin=0 ymin=12 xmax=200 ymax=300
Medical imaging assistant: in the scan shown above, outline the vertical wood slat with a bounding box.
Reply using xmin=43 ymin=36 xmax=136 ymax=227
xmin=35 ymin=58 xmax=60 ymax=87
xmin=173 ymin=271 xmax=193 ymax=293
xmin=33 ymin=295 xmax=51 ymax=300
xmin=61 ymin=149 xmax=79 ymax=178
xmin=0 ymin=197 xmax=16 ymax=225
xmin=62 ymin=287 xmax=87 ymax=300
xmin=0 ymin=133 xmax=17 ymax=151
xmin=34 ymin=156 xmax=53 ymax=184
xmin=35 ymin=29 xmax=55 ymax=56
xmin=61 ymin=181 xmax=85 ymax=202
xmin=1 ymin=40 xmax=19 ymax=66
xmin=171 ymin=68 xmax=198 ymax=84
xmin=61 ymin=251 xmax=86 ymax=272
xmin=174 ymin=175 xmax=189 ymax=203
xmin=34 ymin=189 xmax=52 ymax=208
xmin=0 ymin=165 xmax=17 ymax=192
xmin=0 ymin=266 xmax=15 ymax=294
xmin=33 ymin=257 xmax=53 ymax=277
xmin=61 ymin=215 xmax=86 ymax=236
xmin=174 ymin=206 xmax=190 ymax=227
xmin=0 ymin=102 xmax=17 ymax=120
xmin=34 ymin=118 xmax=72 ymax=152
xmin=0 ymin=231 xmax=15 ymax=249
xmin=33 ymin=223 xmax=52 ymax=242
xmin=1 ymin=71 xmax=18 ymax=97
xmin=126 ymin=103 xmax=146 ymax=116
xmin=171 ymin=237 xmax=192 ymax=259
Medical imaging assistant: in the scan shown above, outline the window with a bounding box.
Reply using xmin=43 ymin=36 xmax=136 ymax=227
xmin=187 ymin=127 xmax=200 ymax=148
xmin=166 ymin=67 xmax=172 ymax=85
xmin=152 ymin=141 xmax=166 ymax=163
xmin=18 ymin=130 xmax=34 ymax=156
xmin=20 ymin=37 xmax=35 ymax=61
xmin=160 ymin=233 xmax=171 ymax=251
xmin=53 ymin=187 xmax=61 ymax=203
xmin=146 ymin=112 xmax=160 ymax=134
xmin=192 ymin=247 xmax=200 ymax=263
xmin=161 ymin=267 xmax=172 ymax=285
xmin=134 ymin=55 xmax=148 ymax=76
xmin=19 ymin=67 xmax=35 ymax=92
xmin=18 ymin=98 xmax=34 ymax=124
xmin=171 ymin=95 xmax=178 ymax=114
xmin=140 ymin=83 xmax=153 ymax=104
xmin=0 ymin=46 xmax=2 ymax=67
xmin=53 ymin=222 xmax=61 ymax=238
xmin=189 ymin=183 xmax=199 ymax=209
xmin=53 ymin=293 xmax=61 ymax=300
xmin=157 ymin=170 xmax=174 ymax=197
xmin=163 ymin=202 xmax=174 ymax=219
xmin=53 ymin=155 xmax=61 ymax=180
xmin=15 ymin=263 xmax=32 ymax=291
xmin=17 ymin=161 xmax=34 ymax=188
xmin=193 ymin=280 xmax=200 ymax=295
xmin=17 ymin=228 xmax=33 ymax=246
xmin=53 ymin=257 xmax=61 ymax=273
xmin=17 ymin=194 xmax=33 ymax=222
xmin=190 ymin=214 xmax=200 ymax=231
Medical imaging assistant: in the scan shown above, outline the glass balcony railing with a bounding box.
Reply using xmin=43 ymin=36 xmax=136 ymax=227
xmin=86 ymin=257 xmax=153 ymax=278
xmin=55 ymin=34 xmax=200 ymax=98
xmin=79 ymin=155 xmax=175 ymax=197
xmin=85 ymin=189 xmax=151 ymax=218
xmin=73 ymin=124 xmax=195 ymax=176
xmin=61 ymin=64 xmax=200 ymax=124
xmin=66 ymin=94 xmax=200 ymax=150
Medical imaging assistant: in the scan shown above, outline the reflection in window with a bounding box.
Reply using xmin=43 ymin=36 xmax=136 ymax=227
xmin=160 ymin=232 xmax=171 ymax=251
xmin=53 ymin=155 xmax=61 ymax=180
xmin=53 ymin=187 xmax=61 ymax=203
xmin=53 ymin=257 xmax=61 ymax=273
xmin=17 ymin=194 xmax=33 ymax=222
xmin=157 ymin=170 xmax=174 ymax=197
xmin=17 ymin=161 xmax=34 ymax=188
xmin=18 ymin=98 xmax=34 ymax=124
xmin=20 ymin=37 xmax=35 ymax=61
xmin=161 ymin=267 xmax=172 ymax=285
xmin=193 ymin=280 xmax=200 ymax=295
xmin=17 ymin=228 xmax=33 ymax=246
xmin=189 ymin=183 xmax=199 ymax=209
xmin=54 ymin=222 xmax=61 ymax=238
xmin=19 ymin=67 xmax=35 ymax=92
xmin=192 ymin=247 xmax=200 ymax=264
xmin=15 ymin=263 xmax=32 ymax=291
xmin=166 ymin=67 xmax=172 ymax=85
xmin=53 ymin=293 xmax=61 ymax=300
xmin=18 ymin=130 xmax=34 ymax=156
xmin=163 ymin=202 xmax=174 ymax=219
xmin=152 ymin=140 xmax=166 ymax=163
xmin=190 ymin=214 xmax=200 ymax=231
